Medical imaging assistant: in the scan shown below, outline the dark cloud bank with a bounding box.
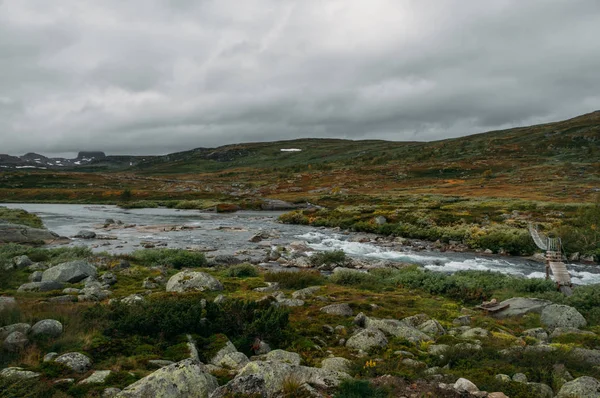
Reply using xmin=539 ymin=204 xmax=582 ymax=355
xmin=1 ymin=0 xmax=599 ymax=156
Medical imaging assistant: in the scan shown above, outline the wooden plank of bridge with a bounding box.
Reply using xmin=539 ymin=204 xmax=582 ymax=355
xmin=549 ymin=261 xmax=571 ymax=285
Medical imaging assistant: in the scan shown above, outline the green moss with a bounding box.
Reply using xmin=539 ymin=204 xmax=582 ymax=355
xmin=0 ymin=206 xmax=44 ymax=228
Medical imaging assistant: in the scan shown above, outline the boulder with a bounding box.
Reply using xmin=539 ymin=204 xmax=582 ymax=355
xmin=0 ymin=323 xmax=31 ymax=339
xmin=523 ymin=327 xmax=549 ymax=342
xmin=571 ymin=348 xmax=600 ymax=365
xmin=74 ymin=230 xmax=96 ymax=239
xmin=527 ymin=382 xmax=554 ymax=398
xmin=346 ymin=328 xmax=388 ymax=351
xmin=13 ymin=255 xmax=33 ymax=269
xmin=320 ymin=303 xmax=353 ymax=317
xmin=453 ymin=378 xmax=478 ymax=393
xmin=540 ymin=304 xmax=587 ymax=331
xmin=0 ymin=296 xmax=16 ymax=312
xmin=551 ymin=327 xmax=595 ymax=339
xmin=42 ymin=261 xmax=97 ymax=283
xmin=3 ymin=331 xmax=28 ymax=352
xmin=116 ymin=359 xmax=218 ymax=398
xmin=44 ymin=352 xmax=58 ymax=362
xmin=100 ymin=272 xmax=117 ymax=285
xmin=121 ymin=294 xmax=145 ymax=305
xmin=321 ymin=357 xmax=351 ymax=373
xmin=460 ymin=327 xmax=489 ymax=339
xmin=217 ymin=352 xmax=249 ymax=370
xmin=29 ymin=271 xmax=43 ymax=282
xmin=0 ymin=223 xmax=59 ymax=244
xmin=0 ymin=367 xmax=40 ymax=379
xmin=452 ymin=315 xmax=471 ymax=326
xmin=17 ymin=281 xmax=64 ymax=292
xmin=491 ymin=297 xmax=552 ymax=319
xmin=55 ymin=352 xmax=92 ymax=373
xmin=79 ymin=370 xmax=112 ymax=384
xmin=365 ymin=317 xmax=433 ymax=342
xmin=265 ymin=349 xmax=301 ymax=366
xmin=209 ymin=375 xmax=268 ymax=398
xmin=401 ymin=313 xmax=430 ymax=328
xmin=103 ymin=388 xmax=122 ymax=398
xmin=418 ymin=319 xmax=446 ymax=336
xmin=512 ymin=373 xmax=528 ymax=383
xmin=148 ymin=360 xmax=175 ymax=368
xmin=31 ymin=319 xmax=63 ymax=338
xmin=209 ymin=339 xmax=238 ymax=366
xmin=166 ymin=271 xmax=224 ymax=293
xmin=557 ymin=376 xmax=600 ymax=397
xmin=292 ymin=286 xmax=322 ymax=299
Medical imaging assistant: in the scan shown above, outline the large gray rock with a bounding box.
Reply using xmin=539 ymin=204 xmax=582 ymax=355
xmin=29 ymin=271 xmax=43 ymax=282
xmin=209 ymin=339 xmax=238 ymax=367
xmin=42 ymin=261 xmax=96 ymax=283
xmin=453 ymin=378 xmax=479 ymax=393
xmin=541 ymin=304 xmax=587 ymax=331
xmin=320 ymin=303 xmax=353 ymax=317
xmin=265 ymin=349 xmax=301 ymax=365
xmin=418 ymin=319 xmax=446 ymax=336
xmin=571 ymin=348 xmax=600 ymax=365
xmin=55 ymin=352 xmax=92 ymax=373
xmin=0 ymin=296 xmax=16 ymax=312
xmin=0 ymin=367 xmax=40 ymax=379
xmin=3 ymin=331 xmax=29 ymax=352
xmin=13 ymin=255 xmax=33 ymax=269
xmin=492 ymin=297 xmax=552 ymax=318
xmin=79 ymin=370 xmax=112 ymax=384
xmin=292 ymin=286 xmax=322 ymax=299
xmin=209 ymin=375 xmax=268 ymax=398
xmin=31 ymin=319 xmax=63 ymax=338
xmin=0 ymin=323 xmax=31 ymax=339
xmin=166 ymin=271 xmax=224 ymax=293
xmin=74 ymin=230 xmax=96 ymax=239
xmin=17 ymin=281 xmax=64 ymax=292
xmin=527 ymin=382 xmax=554 ymax=398
xmin=0 ymin=223 xmax=59 ymax=244
xmin=365 ymin=317 xmax=433 ymax=342
xmin=321 ymin=357 xmax=352 ymax=373
xmin=116 ymin=359 xmax=218 ymax=398
xmin=346 ymin=328 xmax=388 ymax=351
xmin=557 ymin=376 xmax=600 ymax=397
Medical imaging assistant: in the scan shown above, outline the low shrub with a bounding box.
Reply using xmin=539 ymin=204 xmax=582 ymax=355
xmin=329 ymin=270 xmax=377 ymax=287
xmin=226 ymin=263 xmax=259 ymax=278
xmin=278 ymin=210 xmax=310 ymax=225
xmin=264 ymin=270 xmax=325 ymax=289
xmin=310 ymin=250 xmax=347 ymax=267
xmin=334 ymin=379 xmax=388 ymax=398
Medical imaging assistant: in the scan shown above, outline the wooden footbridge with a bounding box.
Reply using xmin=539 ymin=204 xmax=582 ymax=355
xmin=529 ymin=224 xmax=572 ymax=295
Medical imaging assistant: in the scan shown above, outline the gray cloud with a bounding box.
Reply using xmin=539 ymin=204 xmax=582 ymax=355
xmin=0 ymin=0 xmax=599 ymax=156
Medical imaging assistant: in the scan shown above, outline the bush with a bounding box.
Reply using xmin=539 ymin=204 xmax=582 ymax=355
xmin=131 ymin=249 xmax=206 ymax=269
xmin=226 ymin=263 xmax=259 ymax=278
xmin=278 ymin=210 xmax=310 ymax=225
xmin=329 ymin=270 xmax=376 ymax=287
xmin=0 ymin=207 xmax=44 ymax=228
xmin=264 ymin=270 xmax=325 ymax=289
xmin=310 ymin=250 xmax=347 ymax=267
xmin=334 ymin=379 xmax=388 ymax=398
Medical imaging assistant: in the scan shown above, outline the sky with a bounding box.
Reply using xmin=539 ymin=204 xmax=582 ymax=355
xmin=1 ymin=0 xmax=600 ymax=157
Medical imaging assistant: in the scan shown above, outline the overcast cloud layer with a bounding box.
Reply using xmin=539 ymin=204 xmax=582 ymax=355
xmin=1 ymin=0 xmax=600 ymax=156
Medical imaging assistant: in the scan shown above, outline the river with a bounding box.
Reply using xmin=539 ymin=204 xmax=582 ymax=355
xmin=3 ymin=203 xmax=599 ymax=285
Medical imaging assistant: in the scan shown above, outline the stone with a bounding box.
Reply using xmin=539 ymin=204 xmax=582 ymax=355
xmin=75 ymin=230 xmax=96 ymax=239
xmin=28 ymin=263 xmax=48 ymax=271
xmin=523 ymin=327 xmax=549 ymax=342
xmin=402 ymin=358 xmax=427 ymax=368
xmin=353 ymin=312 xmax=367 ymax=327
xmin=103 ymin=388 xmax=122 ymax=398
xmin=13 ymin=255 xmax=33 ymax=269
xmin=418 ymin=319 xmax=446 ymax=336
xmin=320 ymin=303 xmax=353 ymax=317
xmin=116 ymin=359 xmax=218 ymax=398
xmin=209 ymin=375 xmax=268 ymax=398
xmin=100 ymin=272 xmax=117 ymax=285
xmin=374 ymin=216 xmax=387 ymax=225
xmin=495 ymin=374 xmax=511 ymax=383
xmin=292 ymin=286 xmax=322 ymax=299
xmin=50 ymin=295 xmax=77 ymax=303
xmin=557 ymin=376 xmax=600 ymax=397
xmin=428 ymin=344 xmax=450 ymax=356
xmin=212 ymin=255 xmax=243 ymax=266
xmin=210 ymin=339 xmax=238 ymax=366
xmin=274 ymin=298 xmax=305 ymax=307
xmin=401 ymin=313 xmax=431 ymax=328
xmin=0 ymin=367 xmax=40 ymax=379
xmin=551 ymin=327 xmax=595 ymax=339
xmin=17 ymin=281 xmax=64 ymax=292
xmin=79 ymin=370 xmax=112 ymax=384
xmin=3 ymin=331 xmax=28 ymax=352
xmin=42 ymin=260 xmax=97 ymax=283
xmin=0 ymin=323 xmax=31 ymax=340
xmin=346 ymin=328 xmax=388 ymax=351
xmin=29 ymin=271 xmax=43 ymax=282
xmin=491 ymin=297 xmax=553 ymax=319
xmin=512 ymin=373 xmax=528 ymax=383
xmin=218 ymin=352 xmax=250 ymax=370
xmin=453 ymin=378 xmax=478 ymax=393
xmin=63 ymin=288 xmax=81 ymax=294
xmin=365 ymin=317 xmax=433 ymax=342
xmin=253 ymin=340 xmax=271 ymax=355
xmin=571 ymin=348 xmax=600 ymax=365
xmin=31 ymin=319 xmax=63 ymax=338
xmin=527 ymin=382 xmax=554 ymax=398
xmin=55 ymin=352 xmax=93 ymax=373
xmin=321 ymin=357 xmax=351 ymax=373
xmin=0 ymin=296 xmax=17 ymax=312
xmin=0 ymin=223 xmax=59 ymax=244
xmin=540 ymin=304 xmax=587 ymax=331
xmin=44 ymin=352 xmax=58 ymax=362
xmin=121 ymin=294 xmax=145 ymax=305
xmin=460 ymin=327 xmax=489 ymax=339
xmin=488 ymin=394 xmax=509 ymax=398
xmin=166 ymin=271 xmax=224 ymax=293
xmin=148 ymin=360 xmax=175 ymax=368
xmin=266 ymin=349 xmax=301 ymax=365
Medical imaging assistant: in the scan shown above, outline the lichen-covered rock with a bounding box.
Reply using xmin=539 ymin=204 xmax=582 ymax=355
xmin=217 ymin=352 xmax=249 ymax=370
xmin=0 ymin=223 xmax=59 ymax=244
xmin=209 ymin=375 xmax=268 ymax=398
xmin=0 ymin=296 xmax=16 ymax=312
xmin=31 ymin=319 xmax=63 ymax=338
xmin=321 ymin=357 xmax=351 ymax=373
xmin=28 ymin=271 xmax=43 ymax=282
xmin=0 ymin=367 xmax=40 ymax=379
xmin=148 ymin=360 xmax=175 ymax=368
xmin=492 ymin=297 xmax=552 ymax=319
xmin=428 ymin=344 xmax=450 ymax=355
xmin=418 ymin=319 xmax=446 ymax=336
xmin=210 ymin=339 xmax=238 ymax=366
xmin=512 ymin=373 xmax=528 ymax=383
xmin=116 ymin=359 xmax=218 ymax=398
xmin=523 ymin=327 xmax=549 ymax=341
xmin=453 ymin=378 xmax=478 ymax=393
xmin=121 ymin=294 xmax=145 ymax=305
xmin=320 ymin=303 xmax=353 ymax=317
xmin=166 ymin=271 xmax=224 ymax=293
xmin=266 ymin=349 xmax=301 ymax=365
xmin=13 ymin=255 xmax=33 ymax=269
xmin=17 ymin=281 xmax=64 ymax=292
xmin=541 ymin=304 xmax=587 ymax=331
xmin=571 ymin=348 xmax=600 ymax=365
xmin=0 ymin=323 xmax=31 ymax=340
xmin=292 ymin=286 xmax=322 ymax=300
xmin=557 ymin=376 xmax=600 ymax=397
xmin=42 ymin=261 xmax=97 ymax=283
xmin=79 ymin=370 xmax=112 ymax=384
xmin=365 ymin=317 xmax=433 ymax=342
xmin=55 ymin=352 xmax=92 ymax=373
xmin=346 ymin=328 xmax=388 ymax=351
xmin=460 ymin=327 xmax=489 ymax=339
xmin=401 ymin=313 xmax=431 ymax=328
xmin=74 ymin=230 xmax=96 ymax=239
xmin=3 ymin=331 xmax=29 ymax=352
xmin=527 ymin=382 xmax=553 ymax=398
xmin=44 ymin=352 xmax=58 ymax=362
xmin=103 ymin=388 xmax=122 ymax=398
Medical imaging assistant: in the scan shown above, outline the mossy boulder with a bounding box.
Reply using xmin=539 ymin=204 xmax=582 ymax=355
xmin=166 ymin=271 xmax=224 ymax=293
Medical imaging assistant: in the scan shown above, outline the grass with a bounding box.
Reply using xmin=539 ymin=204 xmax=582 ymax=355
xmin=0 ymin=207 xmax=44 ymax=228
xmin=264 ymin=270 xmax=326 ymax=289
